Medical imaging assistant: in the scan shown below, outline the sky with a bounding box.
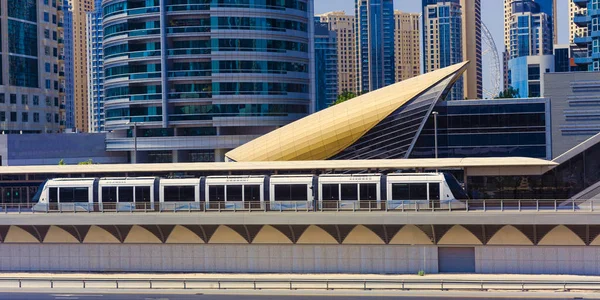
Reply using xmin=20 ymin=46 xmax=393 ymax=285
xmin=314 ymin=0 xmax=571 ymax=97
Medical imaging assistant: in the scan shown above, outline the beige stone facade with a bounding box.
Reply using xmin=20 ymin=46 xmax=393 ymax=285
xmin=69 ymin=0 xmax=93 ymax=132
xmin=461 ymin=0 xmax=482 ymax=99
xmin=393 ymin=11 xmax=421 ymax=83
xmin=317 ymin=12 xmax=359 ymax=95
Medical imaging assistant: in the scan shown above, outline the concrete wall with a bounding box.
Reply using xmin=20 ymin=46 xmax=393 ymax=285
xmin=545 ymin=72 xmax=600 ymax=158
xmin=0 ymin=244 xmax=438 ymax=274
xmin=1 ymin=243 xmax=600 ymax=275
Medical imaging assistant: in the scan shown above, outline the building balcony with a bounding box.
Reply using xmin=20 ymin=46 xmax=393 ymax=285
xmin=574 ymin=14 xmax=591 ymax=27
xmin=573 ymin=0 xmax=588 ymax=8
xmin=574 ymin=56 xmax=593 ymax=66
xmin=574 ymin=35 xmax=591 ymax=46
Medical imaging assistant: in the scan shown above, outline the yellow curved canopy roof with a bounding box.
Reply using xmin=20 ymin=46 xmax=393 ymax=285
xmin=226 ymin=62 xmax=469 ymax=162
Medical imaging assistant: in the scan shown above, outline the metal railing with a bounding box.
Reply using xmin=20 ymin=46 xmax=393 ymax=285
xmin=0 ymin=199 xmax=598 ymax=214
xmin=2 ymin=277 xmax=600 ymax=292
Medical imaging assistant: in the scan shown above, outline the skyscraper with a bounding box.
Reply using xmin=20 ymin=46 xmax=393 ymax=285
xmin=508 ymin=0 xmax=553 ymax=59
xmin=422 ymin=0 xmax=464 ymax=100
xmin=569 ymin=1 xmax=587 ymax=43
xmin=102 ymin=0 xmax=315 ymax=163
xmin=460 ymin=0 xmax=482 ymax=99
xmin=62 ymin=0 xmax=75 ymax=130
xmin=355 ymin=0 xmax=395 ymax=92
xmin=572 ymin=0 xmax=600 ymax=71
xmin=0 ymin=0 xmax=63 ymax=133
xmin=67 ymin=0 xmax=93 ymax=132
xmin=314 ymin=20 xmax=338 ymax=111
xmin=393 ymin=11 xmax=421 ymax=82
xmin=503 ymin=0 xmax=556 ymax=89
xmin=86 ymin=0 xmax=103 ymax=132
xmin=318 ymin=12 xmax=359 ymax=95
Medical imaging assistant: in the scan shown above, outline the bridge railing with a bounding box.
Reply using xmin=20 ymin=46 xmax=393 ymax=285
xmin=0 ymin=198 xmax=596 ymax=213
xmin=2 ymin=277 xmax=600 ymax=291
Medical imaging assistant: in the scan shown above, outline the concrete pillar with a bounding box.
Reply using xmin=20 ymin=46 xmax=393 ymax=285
xmin=214 ymin=149 xmax=227 ymax=162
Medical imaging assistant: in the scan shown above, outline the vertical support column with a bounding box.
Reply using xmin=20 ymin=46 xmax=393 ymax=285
xmin=159 ymin=0 xmax=169 ymax=128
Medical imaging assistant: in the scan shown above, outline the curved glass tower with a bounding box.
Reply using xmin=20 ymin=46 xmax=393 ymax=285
xmin=101 ymin=0 xmax=314 ymax=163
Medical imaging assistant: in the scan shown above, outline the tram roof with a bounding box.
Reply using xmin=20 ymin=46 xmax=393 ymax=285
xmin=0 ymin=157 xmax=557 ymax=176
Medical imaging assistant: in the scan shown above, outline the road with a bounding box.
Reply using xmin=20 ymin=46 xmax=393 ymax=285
xmin=0 ymin=290 xmax=598 ymax=300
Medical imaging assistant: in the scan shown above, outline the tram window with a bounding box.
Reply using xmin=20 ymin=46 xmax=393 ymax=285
xmin=244 ymin=185 xmax=261 ymax=201
xmin=410 ymin=183 xmax=428 ymax=200
xmin=209 ymin=185 xmax=225 ymax=201
xmin=119 ymin=187 xmax=134 ymax=202
xmin=135 ymin=186 xmax=151 ymax=202
xmin=59 ymin=188 xmax=74 ymax=203
xmin=275 ymin=184 xmax=308 ymax=201
xmin=341 ymin=184 xmax=358 ymax=200
xmin=360 ymin=184 xmax=377 ymax=200
xmin=164 ymin=186 xmax=194 ymax=202
xmin=321 ymin=184 xmax=339 ymax=200
xmin=74 ymin=187 xmax=89 ymax=202
xmin=290 ymin=184 xmax=307 ymax=200
xmin=227 ymin=185 xmax=243 ymax=201
xmin=49 ymin=187 xmax=58 ymax=203
xmin=429 ymin=183 xmax=440 ymax=200
xmin=102 ymin=187 xmax=117 ymax=202
xmin=391 ymin=183 xmax=409 ymax=200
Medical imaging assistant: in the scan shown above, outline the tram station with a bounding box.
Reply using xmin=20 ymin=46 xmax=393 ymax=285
xmin=0 ymin=63 xmax=600 ymax=275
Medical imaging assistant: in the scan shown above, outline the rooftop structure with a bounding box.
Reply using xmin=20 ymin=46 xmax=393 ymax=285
xmin=226 ymin=62 xmax=469 ymax=162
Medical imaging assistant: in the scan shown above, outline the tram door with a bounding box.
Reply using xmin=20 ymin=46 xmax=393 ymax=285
xmin=429 ymin=183 xmax=440 ymax=209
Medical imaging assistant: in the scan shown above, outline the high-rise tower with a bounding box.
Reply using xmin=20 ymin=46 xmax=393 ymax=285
xmin=572 ymin=0 xmax=600 ymax=71
xmin=460 ymin=0 xmax=482 ymax=99
xmin=68 ymin=0 xmax=93 ymax=132
xmin=422 ymin=0 xmax=464 ymax=100
xmin=355 ymin=0 xmax=395 ymax=92
xmin=317 ymin=12 xmax=359 ymax=95
xmin=102 ymin=0 xmax=315 ymax=163
xmin=393 ymin=11 xmax=421 ymax=82
xmin=0 ymin=0 xmax=63 ymax=133
xmin=314 ymin=20 xmax=338 ymax=111
xmin=86 ymin=0 xmax=103 ymax=132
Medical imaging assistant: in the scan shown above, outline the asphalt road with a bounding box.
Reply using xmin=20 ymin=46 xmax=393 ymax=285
xmin=0 ymin=291 xmax=597 ymax=300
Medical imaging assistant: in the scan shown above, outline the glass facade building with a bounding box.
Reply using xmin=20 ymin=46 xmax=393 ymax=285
xmin=0 ymin=0 xmax=63 ymax=133
xmin=422 ymin=0 xmax=464 ymax=100
xmin=102 ymin=0 xmax=315 ymax=163
xmin=356 ymin=0 xmax=395 ymax=92
xmin=572 ymin=0 xmax=600 ymax=71
xmin=508 ymin=55 xmax=554 ymax=98
xmin=314 ymin=20 xmax=338 ymax=111
xmin=508 ymin=0 xmax=553 ymax=59
xmin=62 ymin=0 xmax=75 ymax=130
xmin=410 ymin=98 xmax=551 ymax=160
xmin=86 ymin=0 xmax=104 ymax=132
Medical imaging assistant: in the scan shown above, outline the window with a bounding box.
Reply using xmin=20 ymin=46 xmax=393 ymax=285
xmin=33 ymin=95 xmax=39 ymax=105
xmin=429 ymin=183 xmax=440 ymax=201
xmin=391 ymin=183 xmax=428 ymax=200
xmin=226 ymin=185 xmax=243 ymax=201
xmin=164 ymin=186 xmax=194 ymax=202
xmin=54 ymin=113 xmax=58 ymax=123
xmin=45 ymin=80 xmax=51 ymax=89
xmin=21 ymin=112 xmax=28 ymax=122
xmin=360 ymin=184 xmax=377 ymax=200
xmin=33 ymin=112 xmax=39 ymax=122
xmin=49 ymin=188 xmax=58 ymax=203
xmin=44 ymin=29 xmax=50 ymax=39
xmin=208 ymin=185 xmax=225 ymax=201
xmin=46 ymin=113 xmax=51 ymax=123
xmin=9 ymin=94 xmax=16 ymax=104
xmin=527 ymin=64 xmax=540 ymax=80
xmin=21 ymin=95 xmax=27 ymax=105
xmin=45 ymin=96 xmax=51 ymax=106
xmin=135 ymin=186 xmax=151 ymax=202
xmin=340 ymin=184 xmax=358 ymax=200
xmin=244 ymin=185 xmax=261 ymax=201
xmin=118 ymin=187 xmax=133 ymax=202
xmin=10 ymin=112 xmax=16 ymax=122
xmin=43 ymin=12 xmax=49 ymax=22
xmin=274 ymin=184 xmax=308 ymax=201
xmin=102 ymin=187 xmax=117 ymax=202
xmin=0 ymin=112 xmax=5 ymax=122
xmin=321 ymin=184 xmax=339 ymax=200
xmin=45 ymin=63 xmax=50 ymax=73
xmin=0 ymin=94 xmax=4 ymax=103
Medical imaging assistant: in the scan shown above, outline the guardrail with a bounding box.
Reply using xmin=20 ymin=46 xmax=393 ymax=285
xmin=0 ymin=199 xmax=595 ymax=214
xmin=2 ymin=277 xmax=600 ymax=292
